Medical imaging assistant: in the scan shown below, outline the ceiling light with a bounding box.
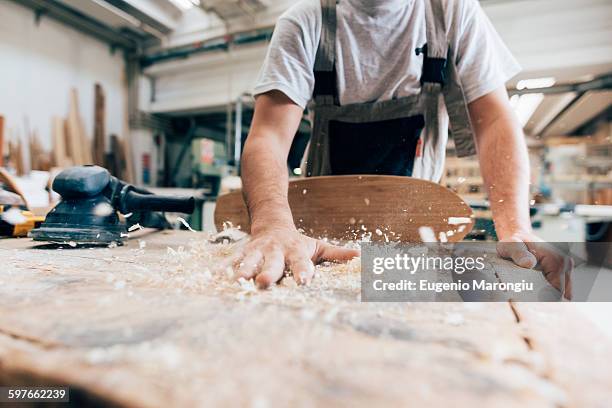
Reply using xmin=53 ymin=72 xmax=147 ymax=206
xmin=512 ymin=78 xmax=556 ymax=127
xmin=169 ymin=0 xmax=198 ymax=10
xmin=511 ymin=93 xmax=546 ymax=127
xmin=516 ymin=77 xmax=556 ymax=91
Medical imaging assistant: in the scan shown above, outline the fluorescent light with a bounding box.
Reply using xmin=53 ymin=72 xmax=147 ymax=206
xmin=512 ymin=77 xmax=556 ymax=127
xmin=516 ymin=77 xmax=556 ymax=91
xmin=169 ymin=0 xmax=199 ymax=10
xmin=511 ymin=93 xmax=545 ymax=127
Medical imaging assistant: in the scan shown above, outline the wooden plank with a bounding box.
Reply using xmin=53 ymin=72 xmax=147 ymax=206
xmin=66 ymin=88 xmax=93 ymax=166
xmin=108 ymin=134 xmax=126 ymax=179
xmin=51 ymin=117 xmax=71 ymax=168
xmin=0 ymin=115 xmax=4 ymax=167
xmin=0 ymin=231 xmax=587 ymax=407
xmin=8 ymin=138 xmax=25 ymax=176
xmin=66 ymin=89 xmax=84 ymax=166
xmin=121 ymin=70 xmax=135 ymax=184
xmin=93 ymin=83 xmax=106 ymax=167
xmin=28 ymin=131 xmax=37 ymax=171
xmin=29 ymin=130 xmax=51 ymax=171
xmin=215 ymin=176 xmax=475 ymax=242
xmin=79 ymin=108 xmax=93 ymax=166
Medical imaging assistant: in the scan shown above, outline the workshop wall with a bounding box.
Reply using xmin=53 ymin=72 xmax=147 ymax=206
xmin=0 ymin=1 xmax=126 ymax=152
xmin=141 ymin=44 xmax=267 ymax=114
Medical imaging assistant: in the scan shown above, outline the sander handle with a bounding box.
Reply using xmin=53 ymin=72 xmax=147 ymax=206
xmin=123 ymin=190 xmax=195 ymax=214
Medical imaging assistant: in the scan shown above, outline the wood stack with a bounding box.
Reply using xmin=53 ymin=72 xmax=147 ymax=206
xmin=59 ymin=84 xmax=134 ymax=182
xmin=50 ymin=86 xmax=109 ymax=169
xmin=2 ymin=85 xmax=135 ymax=182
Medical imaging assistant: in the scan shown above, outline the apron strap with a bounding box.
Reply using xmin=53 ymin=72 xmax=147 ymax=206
xmin=423 ymin=0 xmax=448 ymax=61
xmin=313 ymin=0 xmax=338 ymax=105
xmin=423 ymin=0 xmax=477 ymax=158
xmin=443 ymin=61 xmax=478 ymax=157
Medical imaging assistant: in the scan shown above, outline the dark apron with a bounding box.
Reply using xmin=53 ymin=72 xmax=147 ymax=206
xmin=328 ymin=115 xmax=424 ymax=176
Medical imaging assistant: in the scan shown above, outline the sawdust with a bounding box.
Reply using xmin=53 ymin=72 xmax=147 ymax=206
xmin=94 ymin=229 xmax=365 ymax=313
xmin=92 ymin=223 xmax=481 ymax=327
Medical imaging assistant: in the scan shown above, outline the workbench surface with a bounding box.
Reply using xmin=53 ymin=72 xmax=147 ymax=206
xmin=1 ymin=231 xmax=610 ymax=407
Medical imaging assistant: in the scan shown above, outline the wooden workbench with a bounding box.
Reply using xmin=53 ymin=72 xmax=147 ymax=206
xmin=0 ymin=231 xmax=610 ymax=407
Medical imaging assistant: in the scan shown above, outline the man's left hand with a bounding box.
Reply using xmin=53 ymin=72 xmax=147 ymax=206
xmin=497 ymin=231 xmax=573 ymax=300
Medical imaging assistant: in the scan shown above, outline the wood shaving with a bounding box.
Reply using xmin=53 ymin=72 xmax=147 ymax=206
xmin=448 ymin=217 xmax=472 ymax=225
xmin=418 ymin=226 xmax=437 ymax=243
xmin=177 ymin=217 xmax=196 ymax=232
xmin=128 ymin=223 xmax=143 ymax=232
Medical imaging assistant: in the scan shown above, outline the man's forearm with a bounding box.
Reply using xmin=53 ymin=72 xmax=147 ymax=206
xmin=470 ymin=88 xmax=532 ymax=240
xmin=240 ymin=91 xmax=303 ymax=235
xmin=475 ymin=112 xmax=532 ymax=239
xmin=241 ymin=135 xmax=295 ymax=234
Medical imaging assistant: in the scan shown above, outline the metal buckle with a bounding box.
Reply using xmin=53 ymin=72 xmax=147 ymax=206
xmin=416 ymin=44 xmax=447 ymax=86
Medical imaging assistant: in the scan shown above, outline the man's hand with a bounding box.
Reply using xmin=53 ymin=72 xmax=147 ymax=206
xmin=234 ymin=227 xmax=359 ymax=289
xmin=497 ymin=231 xmax=573 ymax=299
xmin=469 ymin=88 xmax=572 ymax=299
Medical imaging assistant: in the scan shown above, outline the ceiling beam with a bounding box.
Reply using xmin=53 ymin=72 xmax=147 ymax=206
xmin=103 ymin=0 xmax=176 ymax=34
xmin=543 ymin=90 xmax=612 ymax=137
xmin=9 ymin=0 xmax=138 ymax=51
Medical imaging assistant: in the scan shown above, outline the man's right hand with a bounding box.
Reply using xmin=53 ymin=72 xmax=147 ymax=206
xmin=236 ymin=91 xmax=359 ymax=289
xmin=233 ymin=226 xmax=360 ymax=289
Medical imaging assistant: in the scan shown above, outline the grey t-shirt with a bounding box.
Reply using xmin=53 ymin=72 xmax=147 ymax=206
xmin=254 ymin=0 xmax=521 ymax=108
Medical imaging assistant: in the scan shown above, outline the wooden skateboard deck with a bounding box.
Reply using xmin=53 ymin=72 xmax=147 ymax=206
xmin=214 ymin=175 xmax=474 ymax=242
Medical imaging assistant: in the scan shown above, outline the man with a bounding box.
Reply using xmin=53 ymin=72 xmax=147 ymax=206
xmin=235 ymin=0 xmax=552 ymax=290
